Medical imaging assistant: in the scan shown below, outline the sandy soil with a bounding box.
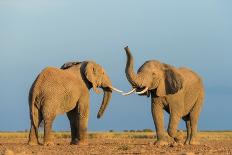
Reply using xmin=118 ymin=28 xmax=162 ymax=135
xmin=0 ymin=136 xmax=232 ymax=155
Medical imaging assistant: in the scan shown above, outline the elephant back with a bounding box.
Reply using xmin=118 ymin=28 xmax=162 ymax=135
xmin=60 ymin=61 xmax=82 ymax=70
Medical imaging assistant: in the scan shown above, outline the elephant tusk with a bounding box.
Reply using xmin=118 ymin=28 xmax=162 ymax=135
xmin=122 ymin=88 xmax=136 ymax=96
xmin=136 ymin=87 xmax=149 ymax=95
xmin=108 ymin=85 xmax=124 ymax=93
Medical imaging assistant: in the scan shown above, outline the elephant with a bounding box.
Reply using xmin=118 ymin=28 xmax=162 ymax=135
xmin=122 ymin=46 xmax=205 ymax=145
xmin=28 ymin=61 xmax=123 ymax=146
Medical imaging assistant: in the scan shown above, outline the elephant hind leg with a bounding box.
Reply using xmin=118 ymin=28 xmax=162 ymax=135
xmin=42 ymin=105 xmax=56 ymax=146
xmin=43 ymin=118 xmax=55 ymax=146
xmin=182 ymin=115 xmax=191 ymax=145
xmin=28 ymin=109 xmax=43 ymax=145
xmin=184 ymin=119 xmax=191 ymax=145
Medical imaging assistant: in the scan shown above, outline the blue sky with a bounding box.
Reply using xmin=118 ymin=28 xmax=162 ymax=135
xmin=0 ymin=0 xmax=231 ymax=131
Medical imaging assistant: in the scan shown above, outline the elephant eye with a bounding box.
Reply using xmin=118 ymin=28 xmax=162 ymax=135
xmin=93 ymin=68 xmax=97 ymax=74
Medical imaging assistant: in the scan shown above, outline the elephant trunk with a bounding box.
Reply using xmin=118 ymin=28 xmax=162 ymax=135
xmin=124 ymin=46 xmax=141 ymax=87
xmin=97 ymin=87 xmax=112 ymax=118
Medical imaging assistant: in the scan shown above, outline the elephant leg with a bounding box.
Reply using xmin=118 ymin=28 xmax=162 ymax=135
xmin=43 ymin=118 xmax=55 ymax=146
xmin=76 ymin=96 xmax=89 ymax=145
xmin=151 ymin=99 xmax=167 ymax=146
xmin=189 ymin=98 xmax=203 ymax=145
xmin=42 ymin=106 xmax=56 ymax=146
xmin=184 ymin=119 xmax=191 ymax=145
xmin=28 ymin=109 xmax=42 ymax=145
xmin=167 ymin=112 xmax=182 ymax=143
xmin=67 ymin=106 xmax=78 ymax=145
xmin=28 ymin=123 xmax=40 ymax=145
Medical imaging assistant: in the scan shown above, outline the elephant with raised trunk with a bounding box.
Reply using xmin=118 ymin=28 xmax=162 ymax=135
xmin=28 ymin=61 xmax=122 ymax=146
xmin=123 ymin=46 xmax=204 ymax=145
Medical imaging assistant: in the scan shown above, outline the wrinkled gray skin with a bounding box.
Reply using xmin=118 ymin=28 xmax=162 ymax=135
xmin=28 ymin=61 xmax=120 ymax=146
xmin=124 ymin=47 xmax=205 ymax=145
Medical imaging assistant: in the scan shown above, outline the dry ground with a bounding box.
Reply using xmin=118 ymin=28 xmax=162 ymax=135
xmin=0 ymin=131 xmax=232 ymax=155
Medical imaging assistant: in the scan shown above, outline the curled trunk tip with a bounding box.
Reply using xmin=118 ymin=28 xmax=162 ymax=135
xmin=124 ymin=46 xmax=129 ymax=50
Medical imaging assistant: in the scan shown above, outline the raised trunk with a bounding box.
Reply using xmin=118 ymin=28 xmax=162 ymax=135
xmin=124 ymin=46 xmax=140 ymax=87
xmin=97 ymin=87 xmax=112 ymax=118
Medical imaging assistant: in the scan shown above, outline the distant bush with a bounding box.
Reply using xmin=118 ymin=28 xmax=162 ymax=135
xmin=142 ymin=129 xmax=153 ymax=132
xmin=123 ymin=129 xmax=153 ymax=132
xmin=109 ymin=130 xmax=114 ymax=132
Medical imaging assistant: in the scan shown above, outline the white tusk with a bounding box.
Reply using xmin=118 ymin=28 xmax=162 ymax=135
xmin=136 ymin=87 xmax=149 ymax=94
xmin=122 ymin=88 xmax=136 ymax=96
xmin=108 ymin=85 xmax=124 ymax=93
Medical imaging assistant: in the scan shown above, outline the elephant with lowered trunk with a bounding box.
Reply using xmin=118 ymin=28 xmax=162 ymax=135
xmin=28 ymin=61 xmax=122 ymax=146
xmin=123 ymin=46 xmax=205 ymax=145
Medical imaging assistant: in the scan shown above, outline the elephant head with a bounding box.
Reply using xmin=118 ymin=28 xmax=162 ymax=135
xmin=61 ymin=61 xmax=122 ymax=118
xmin=123 ymin=46 xmax=183 ymax=97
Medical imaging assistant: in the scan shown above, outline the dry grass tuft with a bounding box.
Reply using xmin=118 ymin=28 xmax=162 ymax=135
xmin=118 ymin=144 xmax=130 ymax=151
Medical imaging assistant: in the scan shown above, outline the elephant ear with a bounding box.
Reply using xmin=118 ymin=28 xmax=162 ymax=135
xmin=85 ymin=62 xmax=102 ymax=94
xmin=157 ymin=65 xmax=183 ymax=97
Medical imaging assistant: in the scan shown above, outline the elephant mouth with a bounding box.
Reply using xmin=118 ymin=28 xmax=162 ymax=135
xmin=93 ymin=84 xmax=123 ymax=94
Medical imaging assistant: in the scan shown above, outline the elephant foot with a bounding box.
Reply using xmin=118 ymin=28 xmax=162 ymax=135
xmin=174 ymin=132 xmax=184 ymax=143
xmin=184 ymin=139 xmax=190 ymax=145
xmin=170 ymin=142 xmax=184 ymax=147
xmin=174 ymin=137 xmax=183 ymax=143
xmin=70 ymin=140 xmax=78 ymax=145
xmin=71 ymin=140 xmax=88 ymax=146
xmin=154 ymin=140 xmax=169 ymax=147
xmin=43 ymin=141 xmax=54 ymax=146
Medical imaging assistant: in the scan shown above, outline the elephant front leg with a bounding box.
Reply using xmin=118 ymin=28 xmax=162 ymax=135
xmin=76 ymin=97 xmax=89 ymax=145
xmin=77 ymin=115 xmax=88 ymax=145
xmin=167 ymin=112 xmax=183 ymax=144
xmin=151 ymin=100 xmax=168 ymax=146
xmin=67 ymin=108 xmax=78 ymax=145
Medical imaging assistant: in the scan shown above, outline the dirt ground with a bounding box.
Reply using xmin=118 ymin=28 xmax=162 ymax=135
xmin=0 ymin=132 xmax=232 ymax=155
